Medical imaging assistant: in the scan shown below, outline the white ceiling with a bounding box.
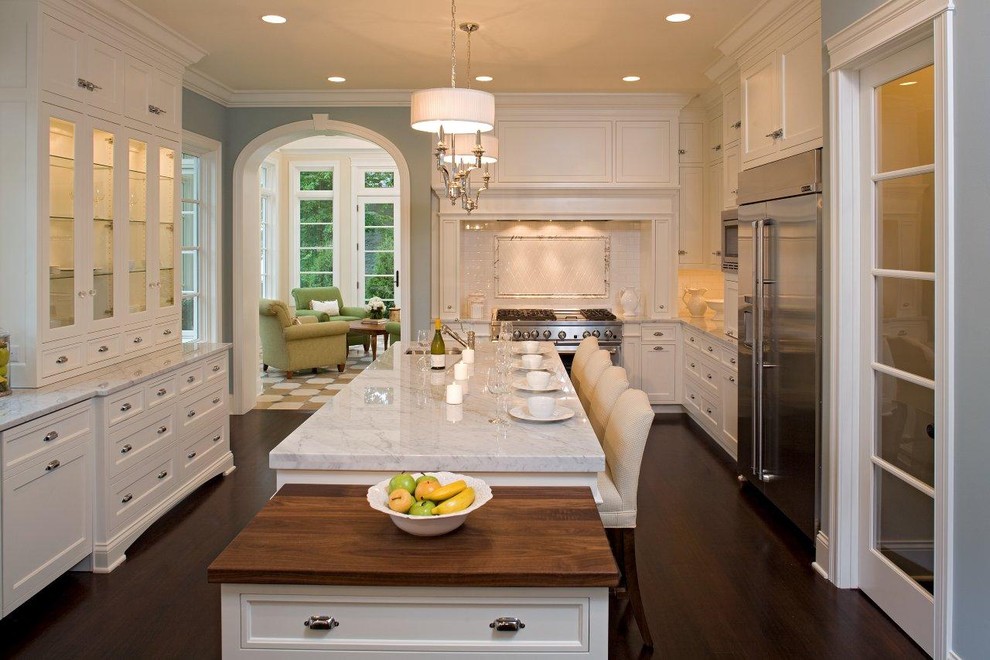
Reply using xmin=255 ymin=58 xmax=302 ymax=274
xmin=128 ymin=0 xmax=761 ymax=94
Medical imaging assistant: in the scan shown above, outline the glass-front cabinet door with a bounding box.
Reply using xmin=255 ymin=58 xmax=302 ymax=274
xmin=127 ymin=137 xmax=149 ymax=319
xmin=90 ymin=125 xmax=118 ymax=329
xmin=46 ymin=115 xmax=81 ymax=340
xmin=157 ymin=145 xmax=178 ymax=316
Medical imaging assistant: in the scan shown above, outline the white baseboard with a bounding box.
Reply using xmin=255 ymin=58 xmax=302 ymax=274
xmin=947 ymin=651 xmax=962 ymax=660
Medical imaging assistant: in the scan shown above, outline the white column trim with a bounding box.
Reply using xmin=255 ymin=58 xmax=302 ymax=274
xmin=826 ymin=0 xmax=954 ymax=69
xmin=181 ymin=130 xmax=223 ymax=344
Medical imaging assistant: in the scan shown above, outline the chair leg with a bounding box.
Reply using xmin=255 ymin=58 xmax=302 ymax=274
xmin=312 ymin=367 xmax=319 ymax=374
xmin=285 ymin=371 xmax=293 ymax=380
xmin=337 ymin=363 xmax=345 ymax=373
xmin=263 ymin=364 xmax=268 ymax=372
xmin=621 ymin=528 xmax=653 ymax=648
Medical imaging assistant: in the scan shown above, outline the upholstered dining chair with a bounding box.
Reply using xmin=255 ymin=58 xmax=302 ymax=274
xmin=597 ymin=388 xmax=655 ymax=648
xmin=569 ymin=335 xmax=599 ymax=393
xmin=577 ymin=350 xmax=612 ymax=412
xmin=588 ymin=366 xmax=630 ymax=442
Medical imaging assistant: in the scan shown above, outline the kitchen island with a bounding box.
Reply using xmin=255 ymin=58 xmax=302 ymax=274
xmin=269 ymin=341 xmax=605 ymax=498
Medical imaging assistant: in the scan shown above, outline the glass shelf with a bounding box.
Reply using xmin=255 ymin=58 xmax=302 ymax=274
xmin=50 ymin=216 xmax=75 ymax=222
xmin=50 ymin=154 xmax=75 ymax=168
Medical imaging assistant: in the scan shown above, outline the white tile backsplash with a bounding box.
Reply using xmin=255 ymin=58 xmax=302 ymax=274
xmin=460 ymin=221 xmax=643 ymax=319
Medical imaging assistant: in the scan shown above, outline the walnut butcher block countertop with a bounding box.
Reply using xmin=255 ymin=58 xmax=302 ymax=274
xmin=208 ymin=484 xmax=619 ymax=589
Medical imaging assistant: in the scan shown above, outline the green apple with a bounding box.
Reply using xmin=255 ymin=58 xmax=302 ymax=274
xmin=408 ymin=500 xmax=436 ymax=516
xmin=387 ymin=473 xmax=416 ymax=495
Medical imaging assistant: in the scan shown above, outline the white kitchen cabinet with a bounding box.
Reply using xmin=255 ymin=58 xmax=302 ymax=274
xmin=438 ymin=219 xmax=459 ymax=318
xmin=2 ymin=404 xmax=93 ymax=616
xmin=707 ymin=113 xmax=723 ymax=162
xmin=723 ymin=143 xmax=741 ymax=210
xmin=615 ymin=120 xmax=674 ymax=184
xmin=678 ymin=122 xmax=704 ymax=165
xmin=651 ymin=219 xmax=673 ymax=316
xmin=41 ymin=13 xmax=124 ymax=114
xmin=706 ymin=160 xmax=723 ymax=267
xmin=621 ymin=324 xmax=641 ymax=389
xmin=681 ymin=325 xmax=737 ymax=458
xmin=740 ymin=20 xmax=822 ymax=167
xmin=640 ymin=323 xmax=679 ymax=404
xmin=124 ymin=56 xmax=180 ymax=136
xmin=722 ymin=370 xmax=738 ymax=449
xmin=724 ymin=278 xmax=739 ymax=339
xmin=678 ymin=166 xmax=704 ymax=265
xmin=722 ymin=87 xmax=741 ymax=147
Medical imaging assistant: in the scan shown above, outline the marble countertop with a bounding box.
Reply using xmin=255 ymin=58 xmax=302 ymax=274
xmin=0 ymin=343 xmax=230 ymax=432
xmin=619 ymin=315 xmax=737 ymax=346
xmin=270 ymin=341 xmax=605 ymax=475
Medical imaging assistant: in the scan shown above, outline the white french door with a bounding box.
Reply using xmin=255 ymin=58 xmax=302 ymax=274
xmin=857 ymin=38 xmax=937 ymax=656
xmin=356 ymin=196 xmax=400 ymax=308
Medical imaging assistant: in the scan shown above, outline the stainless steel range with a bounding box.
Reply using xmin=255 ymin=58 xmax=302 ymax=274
xmin=490 ymin=308 xmax=623 ymax=369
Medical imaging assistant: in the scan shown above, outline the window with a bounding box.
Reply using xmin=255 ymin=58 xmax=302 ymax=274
xmin=180 ymin=131 xmax=221 ymax=343
xmin=292 ymin=166 xmax=336 ymax=288
xmin=259 ymin=161 xmax=276 ymax=298
xmin=363 ymin=170 xmax=395 ymax=188
xmin=355 ymin=166 xmax=399 ymax=305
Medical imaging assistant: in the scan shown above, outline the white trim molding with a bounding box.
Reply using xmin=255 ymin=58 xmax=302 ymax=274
xmin=825 ymin=1 xmax=954 ymax=658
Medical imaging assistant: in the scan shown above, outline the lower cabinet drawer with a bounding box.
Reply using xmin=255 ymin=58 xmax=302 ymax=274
xmin=181 ymin=384 xmax=226 ymax=429
xmin=41 ymin=343 xmax=83 ymax=378
xmin=108 ymin=454 xmax=177 ymax=536
xmin=180 ymin=423 xmax=226 ymax=481
xmin=87 ymin=334 xmax=122 ymax=365
xmin=3 ymin=401 xmax=91 ymax=472
xmin=235 ymin=590 xmax=592 ymax=654
xmin=109 ymin=411 xmax=175 ymax=479
xmin=683 ymin=380 xmax=703 ymax=414
xmin=123 ymin=326 xmax=154 ymax=354
xmin=155 ymin=318 xmax=180 ymax=345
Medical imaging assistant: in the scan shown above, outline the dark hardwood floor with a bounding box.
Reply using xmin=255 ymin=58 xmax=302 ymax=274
xmin=0 ymin=411 xmax=925 ymax=659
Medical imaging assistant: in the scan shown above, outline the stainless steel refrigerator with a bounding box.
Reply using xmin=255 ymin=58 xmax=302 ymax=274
xmin=737 ymin=148 xmax=821 ymax=540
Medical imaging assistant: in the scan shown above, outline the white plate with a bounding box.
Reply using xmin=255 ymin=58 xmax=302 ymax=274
xmin=511 ymin=377 xmax=562 ymax=392
xmin=509 ymin=405 xmax=574 ymax=423
xmin=510 ymin=346 xmax=552 ymax=355
xmin=512 ymin=360 xmax=551 ymax=371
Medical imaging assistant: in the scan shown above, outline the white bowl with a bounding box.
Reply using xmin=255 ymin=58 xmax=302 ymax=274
xmin=521 ymin=354 xmax=543 ymax=369
xmin=526 ymin=370 xmax=552 ymax=389
xmin=520 ymin=340 xmax=539 ymax=354
xmin=707 ymin=299 xmax=724 ymax=321
xmin=367 ymin=471 xmax=493 ymax=536
xmin=527 ymin=395 xmax=556 ymax=418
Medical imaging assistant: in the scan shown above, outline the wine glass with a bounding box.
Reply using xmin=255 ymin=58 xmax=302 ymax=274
xmin=486 ymin=367 xmax=510 ymax=424
xmin=416 ymin=329 xmax=430 ymax=354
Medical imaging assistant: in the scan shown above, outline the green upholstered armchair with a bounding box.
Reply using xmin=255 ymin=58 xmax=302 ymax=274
xmin=385 ymin=321 xmax=401 ymax=347
xmin=290 ymin=286 xmax=370 ymax=351
xmin=259 ymin=299 xmax=349 ymax=379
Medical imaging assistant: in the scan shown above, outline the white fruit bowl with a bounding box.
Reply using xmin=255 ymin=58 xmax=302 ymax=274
xmin=367 ymin=471 xmax=493 ymax=537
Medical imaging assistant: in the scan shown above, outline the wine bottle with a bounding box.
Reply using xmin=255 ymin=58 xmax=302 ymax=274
xmin=430 ymin=318 xmax=446 ymax=370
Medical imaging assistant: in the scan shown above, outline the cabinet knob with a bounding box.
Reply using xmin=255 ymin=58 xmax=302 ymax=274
xmin=659 ymin=304 xmax=665 ymax=310
xmin=706 ymin=407 xmax=713 ymax=414
xmin=678 ymin=148 xmax=686 ymax=155
xmin=157 ymin=470 xmax=168 ymax=479
xmin=78 ymin=291 xmax=87 ymax=298
xmin=43 ymin=431 xmax=59 ymax=442
xmin=121 ymin=444 xmax=132 ymax=454
xmin=712 ymin=144 xmax=722 ymax=151
xmin=133 ymin=336 xmax=143 ymax=344
xmin=55 ymin=355 xmax=69 ymax=364
xmin=708 ymin=346 xmax=714 ymax=352
xmin=490 ymin=617 xmax=526 ymax=632
xmin=304 ymin=615 xmax=339 ymax=631
xmin=98 ymin=345 xmax=109 ymax=353
xmin=732 ymin=121 xmax=742 ymax=129
xmin=690 ymin=362 xmax=695 ymax=368
xmin=121 ymin=493 xmax=133 ymax=504
xmin=88 ymin=289 xmax=95 ymax=296
xmin=707 ymin=373 xmax=713 ymax=380
xmin=713 ymin=250 xmax=722 ymax=256
xmin=690 ymin=394 xmax=695 ymax=400
xmin=653 ymin=346 xmax=664 ymax=351
xmin=730 ymin=189 xmax=738 ymax=195
xmin=187 ymin=451 xmax=197 ymax=460
xmin=730 ymin=357 xmax=737 ymax=364
xmin=729 ymin=376 xmax=736 ymax=383
xmin=678 ymin=249 xmax=687 ymax=255
xmin=157 ymin=426 xmax=168 ymax=434
xmin=45 ymin=459 xmax=60 ymax=472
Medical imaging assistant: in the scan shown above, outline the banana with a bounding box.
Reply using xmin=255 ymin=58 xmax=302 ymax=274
xmin=431 ymin=487 xmax=475 ymax=515
xmin=423 ymin=479 xmax=467 ymax=502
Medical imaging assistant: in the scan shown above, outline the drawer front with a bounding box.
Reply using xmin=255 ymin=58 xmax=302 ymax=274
xmin=683 ymin=327 xmax=703 ymax=352
xmin=700 ymin=338 xmax=723 ymax=362
xmin=205 ymin=354 xmax=228 ymax=383
xmin=146 ymin=374 xmax=177 ymax=408
xmin=699 ymin=394 xmax=721 ymax=429
xmin=721 ymin=347 xmax=738 ymax=370
xmin=181 ymin=384 xmax=226 ymax=429
xmin=86 ymin=334 xmax=122 ymax=365
xmin=683 ymin=380 xmax=703 ymax=414
xmin=123 ymin=326 xmax=154 ymax=354
xmin=238 ymin=593 xmax=590 ymax=653
xmin=3 ymin=402 xmax=91 ymax=472
xmin=106 ymin=388 xmax=145 ymax=427
xmin=109 ymin=411 xmax=175 ymax=478
xmin=699 ymin=357 xmax=721 ymax=396
xmin=642 ymin=323 xmax=678 ymax=343
xmin=41 ymin=343 xmax=83 ymax=378
xmin=155 ymin=318 xmax=180 ymax=345
xmin=180 ymin=423 xmax=226 ymax=482
xmin=685 ymin=353 xmax=702 ymax=380
xmin=178 ymin=363 xmax=205 ymax=394
xmin=109 ymin=453 xmax=177 ymax=535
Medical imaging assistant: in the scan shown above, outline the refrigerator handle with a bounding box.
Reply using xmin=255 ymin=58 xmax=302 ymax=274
xmin=752 ymin=218 xmax=764 ymax=480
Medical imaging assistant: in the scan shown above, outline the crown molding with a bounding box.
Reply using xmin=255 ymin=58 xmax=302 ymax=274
xmin=704 ymin=55 xmax=738 ymax=85
xmin=825 ymin=0 xmax=951 ymax=69
xmin=183 ymin=68 xmax=234 ymax=106
xmin=715 ymin=0 xmax=819 ymax=63
xmin=77 ymin=0 xmax=207 ymax=67
xmin=493 ymin=93 xmax=694 ymax=111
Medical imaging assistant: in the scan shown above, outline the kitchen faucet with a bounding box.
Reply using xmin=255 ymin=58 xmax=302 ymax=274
xmin=441 ymin=322 xmax=471 ymax=348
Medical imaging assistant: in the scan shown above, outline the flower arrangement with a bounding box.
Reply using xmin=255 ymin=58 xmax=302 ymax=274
xmin=366 ymin=296 xmax=387 ymax=320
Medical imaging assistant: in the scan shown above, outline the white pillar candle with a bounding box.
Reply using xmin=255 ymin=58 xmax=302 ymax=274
xmin=454 ymin=362 xmax=469 ymax=380
xmin=455 ymin=376 xmax=469 ymax=395
xmin=445 ymin=382 xmax=463 ymax=405
xmin=446 ymin=405 xmax=464 ymax=423
xmin=461 ymin=348 xmax=475 ymax=364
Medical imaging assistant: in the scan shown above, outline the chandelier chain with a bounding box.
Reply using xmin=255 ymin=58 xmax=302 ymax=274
xmin=466 ymin=25 xmax=472 ymax=87
xmin=449 ymin=0 xmax=457 ymax=88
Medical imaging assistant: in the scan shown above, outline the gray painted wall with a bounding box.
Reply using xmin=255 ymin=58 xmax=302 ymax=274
xmin=822 ymin=0 xmax=990 ymax=655
xmin=181 ymin=92 xmax=434 ymax=340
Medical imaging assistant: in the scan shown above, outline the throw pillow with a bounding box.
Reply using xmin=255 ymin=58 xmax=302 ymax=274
xmin=310 ymin=300 xmax=340 ymax=316
xmin=290 ymin=317 xmax=302 ymax=325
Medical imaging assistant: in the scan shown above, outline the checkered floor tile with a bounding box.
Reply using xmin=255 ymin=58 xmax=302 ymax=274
xmin=254 ymin=345 xmax=376 ymax=411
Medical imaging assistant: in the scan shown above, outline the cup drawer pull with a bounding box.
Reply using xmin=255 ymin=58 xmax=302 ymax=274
xmin=157 ymin=426 xmax=168 ymax=434
xmin=653 ymin=331 xmax=664 ymax=337
xmin=187 ymin=451 xmax=197 ymax=460
xmin=98 ymin=345 xmax=109 ymax=353
xmin=187 ymin=410 xmax=197 ymax=418
xmin=157 ymin=387 xmax=167 ymax=396
xmin=212 ymin=435 xmax=222 ymax=443
xmin=187 ymin=375 xmax=196 ymax=383
xmin=133 ymin=336 xmax=143 ymax=344
xmin=163 ymin=329 xmax=172 ymax=336
xmin=653 ymin=346 xmax=663 ymax=351
xmin=212 ymin=397 xmax=221 ymax=404
xmin=55 ymin=355 xmax=69 ymax=364
xmin=157 ymin=470 xmax=168 ymax=480
xmin=43 ymin=431 xmax=59 ymax=442
xmin=490 ymin=617 xmax=526 ymax=632
xmin=45 ymin=459 xmax=60 ymax=472
xmin=304 ymin=615 xmax=339 ymax=631
xmin=120 ymin=402 xmax=132 ymax=412
xmin=120 ymin=444 xmax=132 ymax=454
xmin=212 ymin=365 xmax=221 ymax=372
xmin=121 ymin=493 xmax=133 ymax=504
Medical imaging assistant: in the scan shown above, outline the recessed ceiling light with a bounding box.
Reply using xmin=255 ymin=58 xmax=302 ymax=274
xmin=475 ymin=75 xmax=493 ymax=82
xmin=899 ymin=80 xmax=918 ymax=86
xmin=665 ymin=13 xmax=692 ymax=23
xmin=261 ymin=15 xmax=286 ymax=24
xmin=327 ymin=76 xmax=347 ymax=83
xmin=623 ymin=76 xmax=641 ymax=82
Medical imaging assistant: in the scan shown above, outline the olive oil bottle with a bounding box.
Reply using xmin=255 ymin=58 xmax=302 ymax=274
xmin=430 ymin=318 xmax=446 ymax=370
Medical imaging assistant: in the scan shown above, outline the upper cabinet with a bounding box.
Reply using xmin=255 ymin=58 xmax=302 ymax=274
xmin=678 ymin=122 xmax=704 ymax=165
xmin=722 ymin=87 xmax=741 ymax=147
xmin=41 ymin=14 xmax=124 ymax=115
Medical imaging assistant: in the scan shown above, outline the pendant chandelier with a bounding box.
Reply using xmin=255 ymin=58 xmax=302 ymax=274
xmin=410 ymin=1 xmax=497 ymax=213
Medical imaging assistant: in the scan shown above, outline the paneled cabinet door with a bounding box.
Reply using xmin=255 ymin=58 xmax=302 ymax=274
xmin=652 ymin=219 xmax=671 ymax=315
xmin=40 ymin=14 xmax=87 ymax=106
xmin=439 ymin=219 xmax=459 ymax=317
xmin=155 ymin=144 xmax=180 ymax=317
xmin=678 ymin=122 xmax=704 ymax=165
xmin=777 ymin=22 xmax=823 ymax=152
xmin=741 ymin=53 xmax=778 ymax=163
xmin=124 ymin=130 xmax=154 ymax=324
xmin=722 ymin=370 xmax=738 ymax=449
xmin=123 ymin=55 xmax=154 ymax=128
xmin=641 ymin=343 xmax=677 ymax=403
xmin=151 ymin=71 xmax=181 ymax=135
xmin=723 ymin=144 xmax=741 ymax=210
xmin=622 ymin=336 xmax=641 ymax=389
xmin=679 ymin=166 xmax=704 ymax=265
xmin=84 ymin=36 xmax=124 ymax=114
xmin=707 ymin=114 xmax=723 ymax=161
xmin=706 ymin=161 xmax=723 ymax=267
xmin=723 ymin=87 xmax=741 ymax=147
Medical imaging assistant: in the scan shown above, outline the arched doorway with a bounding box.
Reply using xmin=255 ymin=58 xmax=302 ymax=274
xmin=231 ymin=117 xmax=412 ymax=414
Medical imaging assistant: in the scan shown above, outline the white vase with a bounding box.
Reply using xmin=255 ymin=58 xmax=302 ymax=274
xmin=682 ymin=287 xmax=709 ymax=318
xmin=619 ymin=287 xmax=640 ymax=318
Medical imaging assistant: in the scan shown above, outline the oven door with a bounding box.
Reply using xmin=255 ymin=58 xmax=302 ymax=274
xmin=722 ymin=212 xmax=739 ymax=273
xmin=555 ymin=342 xmax=621 ymax=374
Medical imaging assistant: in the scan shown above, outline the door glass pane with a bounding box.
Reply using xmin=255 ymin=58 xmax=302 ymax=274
xmin=876 ymin=372 xmax=934 ymax=486
xmin=877 ymin=173 xmax=934 ymax=272
xmin=364 ymin=203 xmax=394 ymax=226
xmin=365 ymin=252 xmax=394 ymax=275
xmin=92 ymin=129 xmax=115 ymax=321
xmin=876 ymin=277 xmax=934 ymax=377
xmin=364 ymin=227 xmax=394 ymax=251
xmin=876 ymin=66 xmax=934 ymax=173
xmin=364 ymin=276 xmax=394 ymax=303
xmin=874 ymin=466 xmax=934 ymax=595
xmin=49 ymin=118 xmax=75 ymax=329
xmin=159 ymin=147 xmax=175 ymax=307
xmin=128 ymin=139 xmax=148 ymax=313
xmin=364 ymin=171 xmax=395 ymax=188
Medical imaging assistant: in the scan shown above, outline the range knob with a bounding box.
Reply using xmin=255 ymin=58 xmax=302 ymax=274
xmin=543 ymin=330 xmax=552 ymax=339
xmin=582 ymin=330 xmax=592 ymax=338
xmin=558 ymin=330 xmax=567 ymax=340
xmin=522 ymin=331 xmax=531 ymax=339
xmin=592 ymin=329 xmax=601 ymax=338
xmin=604 ymin=330 xmax=613 ymax=339
xmin=513 ymin=330 xmax=522 ymax=339
xmin=526 ymin=331 xmax=537 ymax=339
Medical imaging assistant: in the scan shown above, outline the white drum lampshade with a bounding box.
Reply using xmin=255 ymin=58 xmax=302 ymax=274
xmin=410 ymin=87 xmax=495 ymax=134
xmin=442 ymin=132 xmax=498 ymax=165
